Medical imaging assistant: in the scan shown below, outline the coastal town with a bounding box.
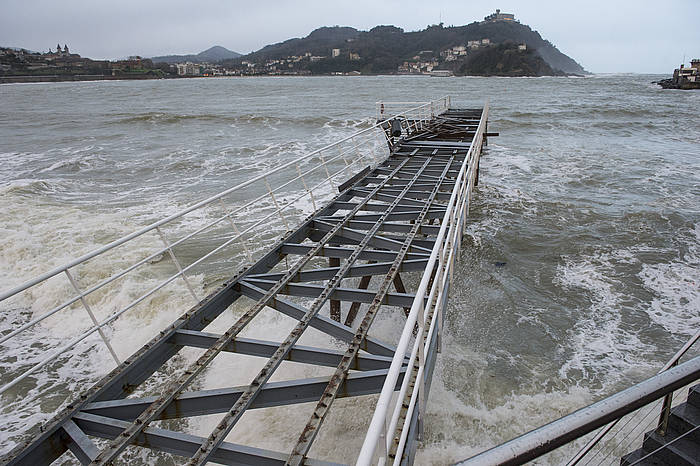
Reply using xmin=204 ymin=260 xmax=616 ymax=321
xmin=0 ymin=10 xmax=537 ymax=82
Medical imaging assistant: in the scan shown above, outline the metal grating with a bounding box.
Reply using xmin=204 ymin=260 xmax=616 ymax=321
xmin=4 ymin=106 xmax=488 ymax=466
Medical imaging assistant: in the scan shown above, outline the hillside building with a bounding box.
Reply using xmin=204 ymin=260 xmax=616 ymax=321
xmin=484 ymin=9 xmax=516 ymax=22
xmin=176 ymin=62 xmax=200 ymax=76
xmin=332 ymin=48 xmax=340 ymax=58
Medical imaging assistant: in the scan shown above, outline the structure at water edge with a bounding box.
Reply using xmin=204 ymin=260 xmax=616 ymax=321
xmin=1 ymin=98 xmax=491 ymax=465
xmin=655 ymin=59 xmax=700 ymax=89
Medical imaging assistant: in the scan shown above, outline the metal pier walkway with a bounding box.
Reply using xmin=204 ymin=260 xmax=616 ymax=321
xmin=2 ymin=100 xmax=488 ymax=465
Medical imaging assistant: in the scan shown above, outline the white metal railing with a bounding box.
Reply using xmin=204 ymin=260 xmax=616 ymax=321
xmin=0 ymin=98 xmax=450 ymax=400
xmin=358 ymin=102 xmax=489 ymax=465
xmin=377 ymin=96 xmax=450 ymax=131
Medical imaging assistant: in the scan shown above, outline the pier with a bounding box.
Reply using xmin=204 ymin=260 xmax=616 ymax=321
xmin=2 ymin=98 xmax=489 ymax=465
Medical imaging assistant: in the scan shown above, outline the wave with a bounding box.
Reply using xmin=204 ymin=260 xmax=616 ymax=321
xmin=113 ymin=111 xmax=369 ymax=129
xmin=0 ymin=178 xmax=64 ymax=196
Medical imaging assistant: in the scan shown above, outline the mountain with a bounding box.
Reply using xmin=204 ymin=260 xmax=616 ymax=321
xmin=226 ymin=19 xmax=586 ymax=76
xmin=151 ymin=46 xmax=241 ymax=64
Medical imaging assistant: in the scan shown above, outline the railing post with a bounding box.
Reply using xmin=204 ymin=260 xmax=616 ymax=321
xmin=295 ymin=163 xmax=317 ymax=211
xmin=264 ymin=176 xmax=290 ymax=230
xmin=318 ymin=152 xmax=336 ymax=190
xmin=656 ymin=360 xmax=679 ymax=436
xmin=64 ymin=269 xmax=120 ymax=366
xmin=218 ymin=199 xmax=254 ymax=264
xmin=156 ymin=226 xmax=199 ymax=303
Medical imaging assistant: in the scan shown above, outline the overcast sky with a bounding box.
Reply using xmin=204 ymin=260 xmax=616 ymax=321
xmin=2 ymin=0 xmax=698 ymax=73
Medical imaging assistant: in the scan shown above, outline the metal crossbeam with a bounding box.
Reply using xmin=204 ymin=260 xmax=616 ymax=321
xmin=3 ymin=103 xmax=488 ymax=466
xmin=81 ymin=368 xmax=408 ymax=421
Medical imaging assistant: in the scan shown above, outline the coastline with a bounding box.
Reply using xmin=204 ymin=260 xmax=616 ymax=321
xmin=0 ymin=74 xmax=166 ymax=84
xmin=0 ymin=72 xmax=591 ymax=84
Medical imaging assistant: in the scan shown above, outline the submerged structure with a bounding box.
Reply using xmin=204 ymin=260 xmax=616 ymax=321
xmin=1 ymin=98 xmax=490 ymax=464
xmin=2 ymin=96 xmax=698 ymax=466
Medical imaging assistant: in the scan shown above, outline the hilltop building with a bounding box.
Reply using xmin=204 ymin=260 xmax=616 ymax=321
xmin=484 ymin=9 xmax=516 ymax=22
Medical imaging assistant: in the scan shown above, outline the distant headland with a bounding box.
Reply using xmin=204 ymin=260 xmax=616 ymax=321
xmin=1 ymin=10 xmax=587 ymax=83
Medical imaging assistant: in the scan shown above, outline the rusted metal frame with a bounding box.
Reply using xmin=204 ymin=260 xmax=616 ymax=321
xmin=377 ymin=235 xmax=436 ymax=251
xmin=317 ymin=218 xmax=440 ymax=237
xmin=240 ymin=277 xmax=419 ymax=308
xmin=171 ymin=329 xmax=395 ymax=371
xmin=185 ymin=157 xmax=436 ymax=465
xmin=327 ymin=201 xmax=432 ymax=213
xmin=312 ymin=221 xmax=433 ymax=254
xmin=278 ymin=243 xmax=431 ymax=262
xmin=370 ymin=187 xmax=453 ymax=203
xmin=235 ymin=280 xmax=396 ymax=357
xmin=3 ymin=276 xmax=247 ymax=466
xmin=329 ymin=257 xmax=342 ymax=321
xmin=286 ymin=147 xmax=459 ymax=465
xmin=82 ymin=368 xmax=408 ymax=422
xmin=3 ymin=130 xmax=383 ymax=466
xmin=88 ymin=158 xmax=415 ymax=465
xmin=327 ymin=227 xmax=438 ymax=252
xmin=310 ymin=231 xmax=436 ymax=257
xmin=72 ymin=412 xmax=340 ymax=466
xmin=247 ymin=258 xmax=429 ymax=282
xmin=348 ymin=188 xmax=427 ymax=207
xmin=316 ymin=208 xmax=447 ymax=222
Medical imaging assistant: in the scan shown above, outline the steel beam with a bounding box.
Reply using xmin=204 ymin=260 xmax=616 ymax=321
xmin=171 ymin=329 xmax=394 ymax=371
xmin=72 ymin=412 xmax=340 ymax=466
xmin=81 ymin=368 xmax=407 ymax=421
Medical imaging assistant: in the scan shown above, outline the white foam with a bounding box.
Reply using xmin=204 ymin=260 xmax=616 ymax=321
xmin=638 ymin=223 xmax=700 ymax=336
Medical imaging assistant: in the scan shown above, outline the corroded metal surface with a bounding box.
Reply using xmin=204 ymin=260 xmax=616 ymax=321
xmin=4 ymin=105 xmax=486 ymax=466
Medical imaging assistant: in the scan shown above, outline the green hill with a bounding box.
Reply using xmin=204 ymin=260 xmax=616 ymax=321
xmin=226 ymin=20 xmax=586 ymax=76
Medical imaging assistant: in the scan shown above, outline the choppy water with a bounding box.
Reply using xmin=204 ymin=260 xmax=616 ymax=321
xmin=0 ymin=75 xmax=698 ymax=464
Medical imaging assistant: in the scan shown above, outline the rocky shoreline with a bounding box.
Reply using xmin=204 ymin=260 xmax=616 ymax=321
xmin=653 ymin=78 xmax=700 ymax=90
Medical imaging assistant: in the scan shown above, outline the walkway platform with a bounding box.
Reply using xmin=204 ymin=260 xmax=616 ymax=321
xmin=4 ymin=104 xmax=488 ymax=465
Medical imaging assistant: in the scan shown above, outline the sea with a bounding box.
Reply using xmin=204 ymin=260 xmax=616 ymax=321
xmin=0 ymin=75 xmax=698 ymax=465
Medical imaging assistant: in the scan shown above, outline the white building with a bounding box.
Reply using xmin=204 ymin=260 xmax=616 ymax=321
xmin=332 ymin=48 xmax=340 ymax=58
xmin=176 ymin=62 xmax=201 ymax=76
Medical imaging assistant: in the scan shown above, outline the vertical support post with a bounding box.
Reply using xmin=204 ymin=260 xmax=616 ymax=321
xmin=218 ymin=199 xmax=254 ymax=264
xmin=339 ymin=144 xmax=351 ymax=167
xmin=264 ymin=176 xmax=290 ymax=231
xmin=393 ymin=273 xmax=410 ymax=315
xmin=295 ymin=163 xmax=317 ymax=211
xmin=657 ymin=360 xmax=679 ymax=436
xmin=319 ymin=152 xmax=336 ymax=190
xmin=344 ymin=271 xmax=373 ymax=327
xmin=329 ymin=257 xmax=341 ymax=322
xmin=64 ymin=270 xmax=120 ymax=365
xmin=156 ymin=226 xmax=199 ymax=303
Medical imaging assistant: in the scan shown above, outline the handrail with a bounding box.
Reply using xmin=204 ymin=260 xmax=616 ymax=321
xmin=357 ymin=102 xmax=488 ymax=465
xmin=0 ymin=99 xmax=445 ymax=302
xmin=455 ymin=355 xmax=700 ymax=466
xmin=0 ymin=97 xmax=451 ymax=398
xmin=567 ymin=328 xmax=700 ymax=465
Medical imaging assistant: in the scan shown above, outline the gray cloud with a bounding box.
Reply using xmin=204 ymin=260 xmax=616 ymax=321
xmin=1 ymin=0 xmax=698 ymax=73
